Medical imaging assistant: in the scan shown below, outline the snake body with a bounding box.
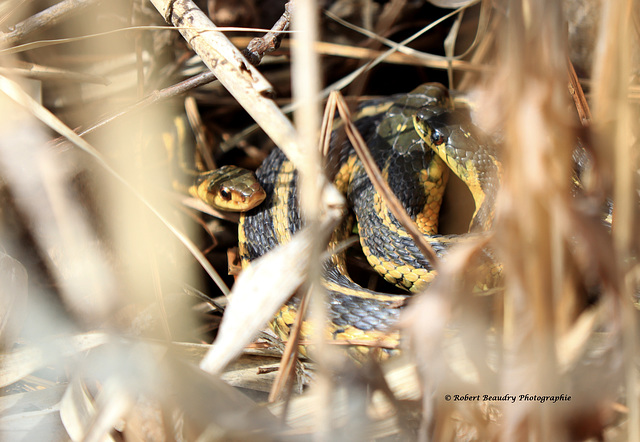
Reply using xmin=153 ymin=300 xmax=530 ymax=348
xmin=236 ymin=83 xmax=500 ymax=352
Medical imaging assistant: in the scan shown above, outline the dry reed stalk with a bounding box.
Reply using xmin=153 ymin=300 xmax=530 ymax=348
xmin=591 ymin=1 xmax=640 ymax=441
xmin=494 ymin=0 xmax=628 ymax=439
xmin=397 ymin=1 xmax=634 ymax=440
xmin=495 ymin=1 xmax=574 ymax=438
xmin=289 ymin=1 xmax=360 ymax=437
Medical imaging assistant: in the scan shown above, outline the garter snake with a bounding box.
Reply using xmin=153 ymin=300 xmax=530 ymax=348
xmin=230 ymin=83 xmax=501 ymax=354
xmin=189 ymin=84 xmax=606 ymax=356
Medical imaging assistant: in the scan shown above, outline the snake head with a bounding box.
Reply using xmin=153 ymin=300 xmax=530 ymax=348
xmin=191 ymin=165 xmax=266 ymax=212
xmin=412 ymin=106 xmax=451 ymax=148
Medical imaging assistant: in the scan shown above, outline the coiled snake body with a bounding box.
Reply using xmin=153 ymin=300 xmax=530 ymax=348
xmin=235 ymin=83 xmax=501 ymax=352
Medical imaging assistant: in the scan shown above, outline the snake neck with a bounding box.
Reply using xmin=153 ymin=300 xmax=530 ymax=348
xmin=238 ymin=148 xmax=300 ymax=266
xmin=413 ymin=106 xmax=501 ymax=232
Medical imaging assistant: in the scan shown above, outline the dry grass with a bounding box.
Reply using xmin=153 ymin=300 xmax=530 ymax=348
xmin=0 ymin=0 xmax=638 ymax=440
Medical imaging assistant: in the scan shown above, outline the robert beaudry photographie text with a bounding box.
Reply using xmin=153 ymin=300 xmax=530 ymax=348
xmin=444 ymin=394 xmax=572 ymax=404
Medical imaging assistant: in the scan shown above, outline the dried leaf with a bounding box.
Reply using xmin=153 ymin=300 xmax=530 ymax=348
xmin=60 ymin=377 xmax=105 ymax=442
xmin=200 ymin=216 xmax=343 ymax=374
xmin=0 ymin=332 xmax=108 ymax=389
xmin=0 ymin=386 xmax=67 ymax=440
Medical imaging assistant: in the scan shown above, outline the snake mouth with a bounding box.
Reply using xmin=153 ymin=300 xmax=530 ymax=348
xmin=242 ymin=183 xmax=267 ymax=209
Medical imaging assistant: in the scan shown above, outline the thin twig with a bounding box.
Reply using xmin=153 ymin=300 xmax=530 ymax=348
xmin=0 ymin=0 xmax=104 ymax=46
xmin=184 ymin=95 xmax=217 ymax=170
xmin=76 ymin=71 xmax=217 ymax=139
xmin=325 ymin=2 xmax=487 ymax=65
xmin=243 ymin=1 xmax=293 ymax=66
xmin=567 ymin=57 xmax=592 ymax=126
xmin=268 ymin=289 xmax=309 ymax=404
xmin=0 ymin=61 xmax=110 ymax=85
xmin=230 ymin=36 xmax=488 ymax=73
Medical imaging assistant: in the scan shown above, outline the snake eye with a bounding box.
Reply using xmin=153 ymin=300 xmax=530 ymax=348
xmin=430 ymin=130 xmax=445 ymax=146
xmin=219 ymin=187 xmax=232 ymax=200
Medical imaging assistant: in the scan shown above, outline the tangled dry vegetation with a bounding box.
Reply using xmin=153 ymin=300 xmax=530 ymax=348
xmin=0 ymin=0 xmax=638 ymax=440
